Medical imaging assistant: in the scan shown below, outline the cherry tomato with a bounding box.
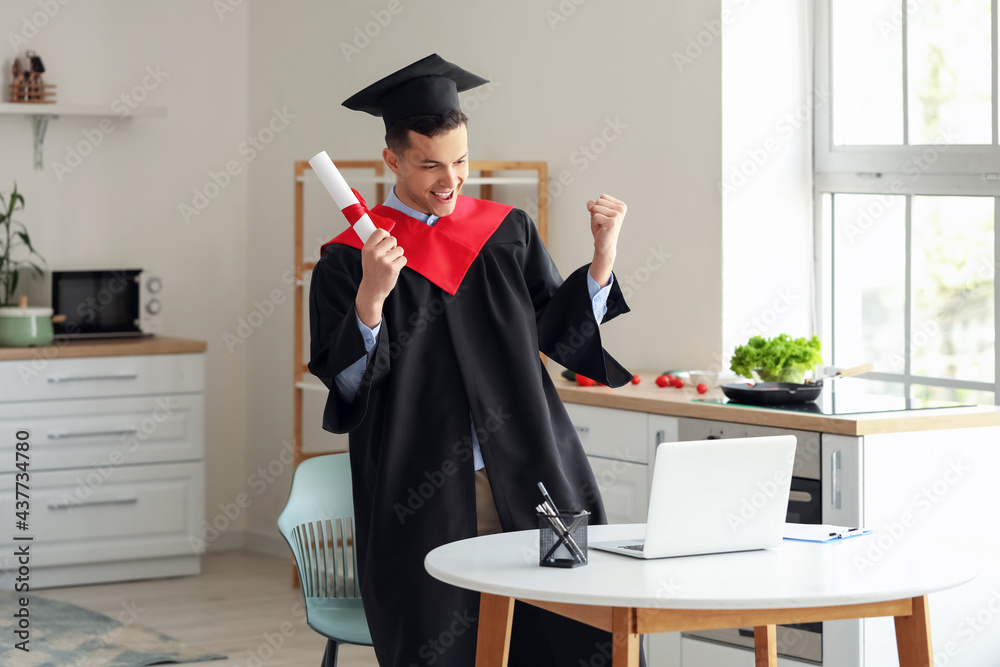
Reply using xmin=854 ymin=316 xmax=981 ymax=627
xmin=575 ymin=374 xmax=596 ymax=387
xmin=697 ymin=383 xmax=708 ymax=394
xmin=664 ymin=374 xmax=675 ymax=381
xmin=670 ymin=377 xmax=684 ymax=388
xmin=631 ymin=375 xmax=641 ymax=385
xmin=655 ymin=375 xmax=670 ymax=388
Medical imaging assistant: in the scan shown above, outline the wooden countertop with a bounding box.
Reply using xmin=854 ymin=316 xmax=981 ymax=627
xmin=0 ymin=336 xmax=207 ymax=361
xmin=555 ymin=371 xmax=1000 ymax=436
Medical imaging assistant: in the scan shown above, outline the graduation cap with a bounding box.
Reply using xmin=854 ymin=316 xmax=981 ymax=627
xmin=342 ymin=54 xmax=489 ymax=131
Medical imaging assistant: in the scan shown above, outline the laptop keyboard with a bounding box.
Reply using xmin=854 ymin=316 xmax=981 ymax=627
xmin=622 ymin=543 xmax=645 ymax=552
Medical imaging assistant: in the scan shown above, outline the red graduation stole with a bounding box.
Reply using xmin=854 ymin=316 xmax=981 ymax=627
xmin=321 ymin=191 xmax=513 ymax=295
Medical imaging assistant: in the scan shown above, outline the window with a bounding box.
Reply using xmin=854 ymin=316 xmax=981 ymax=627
xmin=814 ymin=0 xmax=999 ymax=405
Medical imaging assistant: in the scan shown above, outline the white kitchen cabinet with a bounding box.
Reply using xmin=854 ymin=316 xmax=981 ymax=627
xmin=857 ymin=427 xmax=1000 ymax=667
xmin=565 ymin=403 xmax=648 ymax=463
xmin=562 ymin=384 xmax=1000 ymax=667
xmin=587 ymin=455 xmax=649 ymax=525
xmin=0 ymin=347 xmax=206 ymax=589
xmin=567 ymin=406 xmax=684 ymax=666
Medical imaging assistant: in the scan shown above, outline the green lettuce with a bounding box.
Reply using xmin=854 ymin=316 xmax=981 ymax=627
xmin=730 ymin=334 xmax=823 ymax=383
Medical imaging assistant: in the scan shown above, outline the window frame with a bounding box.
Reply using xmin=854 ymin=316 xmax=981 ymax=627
xmin=813 ymin=0 xmax=1000 ymax=404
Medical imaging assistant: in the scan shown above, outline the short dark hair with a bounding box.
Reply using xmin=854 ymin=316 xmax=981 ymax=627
xmin=385 ymin=109 xmax=468 ymax=156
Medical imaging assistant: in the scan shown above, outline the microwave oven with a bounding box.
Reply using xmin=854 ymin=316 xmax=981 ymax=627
xmin=51 ymin=269 xmax=163 ymax=339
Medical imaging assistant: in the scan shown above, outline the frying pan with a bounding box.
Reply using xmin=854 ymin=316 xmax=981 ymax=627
xmin=721 ymin=363 xmax=873 ymax=406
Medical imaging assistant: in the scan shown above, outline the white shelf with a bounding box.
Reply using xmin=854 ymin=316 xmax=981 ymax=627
xmin=296 ymin=379 xmax=327 ymax=393
xmin=0 ymin=102 xmax=166 ymax=117
xmin=0 ymin=103 xmax=167 ymax=169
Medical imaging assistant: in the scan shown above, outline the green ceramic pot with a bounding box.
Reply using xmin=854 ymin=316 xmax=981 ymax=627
xmin=0 ymin=306 xmax=54 ymax=347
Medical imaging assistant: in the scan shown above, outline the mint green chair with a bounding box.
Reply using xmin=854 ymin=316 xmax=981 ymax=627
xmin=277 ymin=453 xmax=372 ymax=666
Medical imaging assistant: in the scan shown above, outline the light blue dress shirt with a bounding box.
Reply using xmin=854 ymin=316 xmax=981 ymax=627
xmin=334 ymin=187 xmax=614 ymax=471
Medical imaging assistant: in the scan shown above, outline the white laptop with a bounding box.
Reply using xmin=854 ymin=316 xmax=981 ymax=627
xmin=590 ymin=435 xmax=796 ymax=559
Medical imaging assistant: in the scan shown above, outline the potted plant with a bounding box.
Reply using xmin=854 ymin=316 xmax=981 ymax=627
xmin=0 ymin=183 xmax=52 ymax=347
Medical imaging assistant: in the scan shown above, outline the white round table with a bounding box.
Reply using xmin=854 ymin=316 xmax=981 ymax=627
xmin=425 ymin=523 xmax=974 ymax=666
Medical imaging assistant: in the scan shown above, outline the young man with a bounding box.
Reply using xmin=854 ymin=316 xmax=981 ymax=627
xmin=309 ymin=54 xmax=637 ymax=667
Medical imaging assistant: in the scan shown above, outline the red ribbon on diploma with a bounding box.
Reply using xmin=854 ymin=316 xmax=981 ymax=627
xmin=341 ymin=188 xmax=394 ymax=233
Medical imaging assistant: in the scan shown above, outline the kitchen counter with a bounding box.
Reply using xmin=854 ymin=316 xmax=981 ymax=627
xmin=0 ymin=335 xmax=207 ymax=361
xmin=554 ymin=371 xmax=1000 ymax=436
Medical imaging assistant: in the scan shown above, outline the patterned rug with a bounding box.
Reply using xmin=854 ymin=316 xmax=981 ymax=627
xmin=0 ymin=590 xmax=227 ymax=666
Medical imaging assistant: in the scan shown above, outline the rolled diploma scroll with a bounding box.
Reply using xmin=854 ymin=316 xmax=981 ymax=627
xmin=308 ymin=150 xmax=378 ymax=244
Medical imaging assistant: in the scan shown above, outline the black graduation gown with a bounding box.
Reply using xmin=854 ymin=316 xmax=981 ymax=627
xmin=308 ymin=203 xmax=636 ymax=667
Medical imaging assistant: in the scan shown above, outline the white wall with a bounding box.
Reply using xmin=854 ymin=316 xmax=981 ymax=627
xmin=0 ymin=1 xmax=250 ymax=549
xmin=721 ymin=0 xmax=814 ymax=367
xmin=242 ymin=0 xmax=725 ymax=547
xmin=1 ymin=1 xmax=815 ymax=555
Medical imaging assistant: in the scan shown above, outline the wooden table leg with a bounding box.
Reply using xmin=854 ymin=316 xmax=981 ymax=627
xmin=754 ymin=625 xmax=777 ymax=667
xmin=612 ymin=607 xmax=640 ymax=667
xmin=476 ymin=593 xmax=515 ymax=667
xmin=894 ymin=595 xmax=933 ymax=667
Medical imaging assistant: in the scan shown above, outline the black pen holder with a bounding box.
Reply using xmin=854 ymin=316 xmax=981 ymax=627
xmin=538 ymin=510 xmax=589 ymax=568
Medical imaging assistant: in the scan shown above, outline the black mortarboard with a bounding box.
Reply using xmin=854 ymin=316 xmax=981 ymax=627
xmin=342 ymin=54 xmax=489 ymax=131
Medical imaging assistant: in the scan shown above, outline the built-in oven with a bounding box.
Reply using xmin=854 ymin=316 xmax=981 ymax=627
xmin=676 ymin=419 xmax=824 ymax=664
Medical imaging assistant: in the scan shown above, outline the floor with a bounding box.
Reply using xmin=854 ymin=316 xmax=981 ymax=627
xmin=41 ymin=550 xmax=379 ymax=667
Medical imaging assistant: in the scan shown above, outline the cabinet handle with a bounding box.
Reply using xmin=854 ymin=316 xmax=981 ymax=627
xmin=574 ymin=426 xmax=590 ymax=434
xmin=47 ymin=373 xmax=139 ymax=384
xmin=48 ymin=498 xmax=139 ymax=510
xmin=48 ymin=428 xmax=138 ymax=440
xmin=788 ymin=490 xmax=812 ymax=504
xmin=831 ymin=450 xmax=842 ymax=511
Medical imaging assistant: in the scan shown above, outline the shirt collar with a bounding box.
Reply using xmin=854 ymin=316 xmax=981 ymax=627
xmin=383 ymin=186 xmax=440 ymax=226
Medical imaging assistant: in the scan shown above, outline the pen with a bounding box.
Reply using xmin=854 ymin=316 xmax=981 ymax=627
xmin=535 ymin=502 xmax=586 ymax=561
xmin=536 ymin=483 xmax=587 ymax=562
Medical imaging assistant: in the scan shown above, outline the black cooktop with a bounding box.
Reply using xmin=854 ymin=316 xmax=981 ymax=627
xmin=696 ymin=382 xmax=973 ymax=416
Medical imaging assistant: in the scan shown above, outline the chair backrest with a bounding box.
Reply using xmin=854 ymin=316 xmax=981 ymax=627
xmin=277 ymin=453 xmax=362 ymax=600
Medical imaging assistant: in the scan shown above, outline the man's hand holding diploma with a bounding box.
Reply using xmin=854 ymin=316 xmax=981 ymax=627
xmin=587 ymin=194 xmax=627 ymax=287
xmin=356 ymin=230 xmax=405 ymax=329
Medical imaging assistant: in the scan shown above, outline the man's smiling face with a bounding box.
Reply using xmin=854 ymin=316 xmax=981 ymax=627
xmin=384 ymin=124 xmax=469 ymax=218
